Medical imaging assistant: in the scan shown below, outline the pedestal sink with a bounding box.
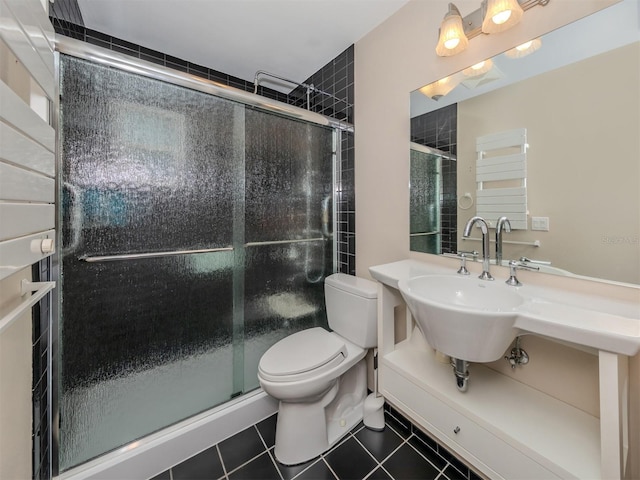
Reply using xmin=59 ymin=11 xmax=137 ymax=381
xmin=398 ymin=274 xmax=524 ymax=363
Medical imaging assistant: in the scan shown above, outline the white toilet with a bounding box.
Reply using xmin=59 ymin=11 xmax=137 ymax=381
xmin=257 ymin=273 xmax=378 ymax=465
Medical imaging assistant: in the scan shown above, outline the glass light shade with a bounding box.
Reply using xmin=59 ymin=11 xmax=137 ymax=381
xmin=462 ymin=59 xmax=494 ymax=77
xmin=435 ymin=4 xmax=469 ymax=57
xmin=505 ymin=37 xmax=542 ymax=58
xmin=482 ymin=0 xmax=524 ymax=33
xmin=419 ymin=77 xmax=457 ymax=100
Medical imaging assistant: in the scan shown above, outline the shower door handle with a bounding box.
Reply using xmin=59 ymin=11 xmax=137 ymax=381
xmin=321 ymin=195 xmax=332 ymax=239
xmin=63 ymin=182 xmax=84 ymax=256
xmin=80 ymin=246 xmax=234 ymax=262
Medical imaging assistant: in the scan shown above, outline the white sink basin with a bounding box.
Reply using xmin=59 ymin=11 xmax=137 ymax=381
xmin=398 ymin=274 xmax=524 ymax=362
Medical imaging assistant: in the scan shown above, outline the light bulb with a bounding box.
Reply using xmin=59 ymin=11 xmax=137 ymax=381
xmin=444 ymin=38 xmax=461 ymax=50
xmin=492 ymin=9 xmax=512 ymax=25
xmin=516 ymin=41 xmax=533 ymax=51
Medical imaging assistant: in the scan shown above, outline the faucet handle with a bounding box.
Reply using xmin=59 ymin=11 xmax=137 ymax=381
xmin=457 ymin=249 xmax=479 ymax=260
xmin=519 ymin=256 xmax=552 ymax=266
xmin=457 ymin=253 xmax=470 ymax=276
xmin=506 ymin=260 xmax=540 ymax=286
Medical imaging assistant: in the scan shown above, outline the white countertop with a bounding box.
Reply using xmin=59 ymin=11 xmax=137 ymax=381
xmin=370 ymin=259 xmax=640 ymax=356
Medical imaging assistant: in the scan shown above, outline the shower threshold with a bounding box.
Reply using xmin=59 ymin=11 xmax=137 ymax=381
xmin=58 ymin=390 xmax=278 ymax=480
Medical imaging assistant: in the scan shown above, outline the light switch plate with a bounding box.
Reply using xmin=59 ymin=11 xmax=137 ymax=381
xmin=531 ymin=217 xmax=550 ymax=231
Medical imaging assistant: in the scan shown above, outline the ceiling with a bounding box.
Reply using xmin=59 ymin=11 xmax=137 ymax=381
xmin=76 ymin=0 xmax=410 ymax=93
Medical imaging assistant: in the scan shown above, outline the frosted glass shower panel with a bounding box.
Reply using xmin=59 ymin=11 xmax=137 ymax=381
xmin=243 ymin=242 xmax=330 ymax=390
xmin=59 ymin=55 xmax=242 ymax=470
xmin=60 ymin=56 xmax=243 ymax=256
xmin=244 ymin=110 xmax=334 ymax=243
xmin=243 ymin=111 xmax=333 ymax=390
xmin=410 ymin=148 xmax=441 ymax=254
xmin=58 ymin=54 xmax=336 ymax=471
xmin=59 ymin=254 xmax=235 ymax=469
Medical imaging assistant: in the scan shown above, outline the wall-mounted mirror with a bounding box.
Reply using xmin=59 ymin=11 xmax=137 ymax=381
xmin=410 ymin=0 xmax=639 ymax=285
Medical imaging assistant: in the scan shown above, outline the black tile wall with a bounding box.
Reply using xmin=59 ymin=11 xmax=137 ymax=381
xmin=49 ymin=18 xmax=356 ymax=276
xmin=411 ymin=104 xmax=458 ymax=254
xmin=49 ymin=0 xmax=84 ymax=29
xmin=32 ymin=259 xmax=51 ymax=480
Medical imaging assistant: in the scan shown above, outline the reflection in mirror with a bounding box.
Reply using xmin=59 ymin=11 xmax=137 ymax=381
xmin=410 ymin=143 xmax=458 ymax=255
xmin=409 ymin=0 xmax=639 ymax=285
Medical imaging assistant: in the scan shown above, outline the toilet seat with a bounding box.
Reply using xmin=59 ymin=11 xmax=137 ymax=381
xmin=258 ymin=327 xmax=347 ymax=382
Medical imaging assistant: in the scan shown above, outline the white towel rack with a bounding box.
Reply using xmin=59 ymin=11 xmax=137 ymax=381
xmin=476 ymin=128 xmax=528 ymax=229
xmin=0 ymin=280 xmax=55 ymax=335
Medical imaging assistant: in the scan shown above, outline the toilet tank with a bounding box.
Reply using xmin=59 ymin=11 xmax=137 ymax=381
xmin=324 ymin=273 xmax=378 ymax=348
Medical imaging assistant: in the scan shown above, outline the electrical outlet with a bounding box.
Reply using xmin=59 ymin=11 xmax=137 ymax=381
xmin=531 ymin=217 xmax=550 ymax=231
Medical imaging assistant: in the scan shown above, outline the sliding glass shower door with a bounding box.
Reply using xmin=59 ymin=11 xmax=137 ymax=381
xmin=58 ymin=55 xmax=334 ymax=471
xmin=410 ymin=145 xmax=442 ymax=254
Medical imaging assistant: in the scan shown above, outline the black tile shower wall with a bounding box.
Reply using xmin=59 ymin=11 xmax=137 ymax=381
xmin=338 ymin=130 xmax=356 ymax=275
xmin=32 ymin=259 xmax=51 ymax=480
xmin=411 ymin=104 xmax=458 ymax=254
xmin=298 ymin=46 xmax=355 ymax=274
xmin=49 ymin=0 xmax=84 ymax=28
xmin=294 ymin=45 xmax=354 ymax=124
xmin=411 ymin=103 xmax=457 ymax=155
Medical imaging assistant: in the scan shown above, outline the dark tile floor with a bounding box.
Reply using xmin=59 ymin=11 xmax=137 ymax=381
xmin=150 ymin=406 xmax=482 ymax=480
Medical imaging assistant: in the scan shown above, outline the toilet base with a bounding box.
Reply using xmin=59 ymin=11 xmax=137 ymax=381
xmin=273 ymin=359 xmax=367 ymax=466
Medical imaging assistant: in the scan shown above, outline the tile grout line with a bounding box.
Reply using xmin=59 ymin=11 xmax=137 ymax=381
xmin=352 ymin=427 xmax=403 ymax=470
xmin=320 ymin=457 xmax=340 ymax=480
xmin=289 ymin=457 xmax=325 ymax=480
xmin=253 ymin=423 xmax=285 ymax=480
xmin=216 ymin=444 xmax=229 ymax=480
xmin=404 ymin=433 xmax=459 ymax=478
xmin=224 ymin=450 xmax=274 ymax=478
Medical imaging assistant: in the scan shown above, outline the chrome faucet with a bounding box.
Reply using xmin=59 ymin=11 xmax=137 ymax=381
xmin=495 ymin=216 xmax=511 ymax=266
xmin=462 ymin=216 xmax=493 ymax=280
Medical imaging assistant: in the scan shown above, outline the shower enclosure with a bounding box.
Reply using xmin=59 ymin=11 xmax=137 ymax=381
xmin=57 ymin=48 xmax=338 ymax=471
xmin=409 ymin=143 xmax=443 ymax=254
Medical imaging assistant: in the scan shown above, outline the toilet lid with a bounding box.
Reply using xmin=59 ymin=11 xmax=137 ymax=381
xmin=259 ymin=327 xmax=346 ymax=377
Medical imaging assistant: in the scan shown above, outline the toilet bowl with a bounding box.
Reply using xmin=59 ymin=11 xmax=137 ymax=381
xmin=257 ymin=273 xmax=378 ymax=466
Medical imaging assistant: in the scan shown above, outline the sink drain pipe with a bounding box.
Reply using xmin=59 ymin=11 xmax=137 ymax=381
xmin=452 ymin=358 xmax=469 ymax=392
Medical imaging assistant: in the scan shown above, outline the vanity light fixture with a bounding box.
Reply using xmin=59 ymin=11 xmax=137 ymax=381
xmin=463 ymin=59 xmax=494 ymax=77
xmin=482 ymin=0 xmax=523 ymax=34
xmin=505 ymin=37 xmax=542 ymax=58
xmin=418 ymin=76 xmax=458 ymax=100
xmin=435 ymin=0 xmax=550 ymax=57
xmin=435 ymin=3 xmax=469 ymax=57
